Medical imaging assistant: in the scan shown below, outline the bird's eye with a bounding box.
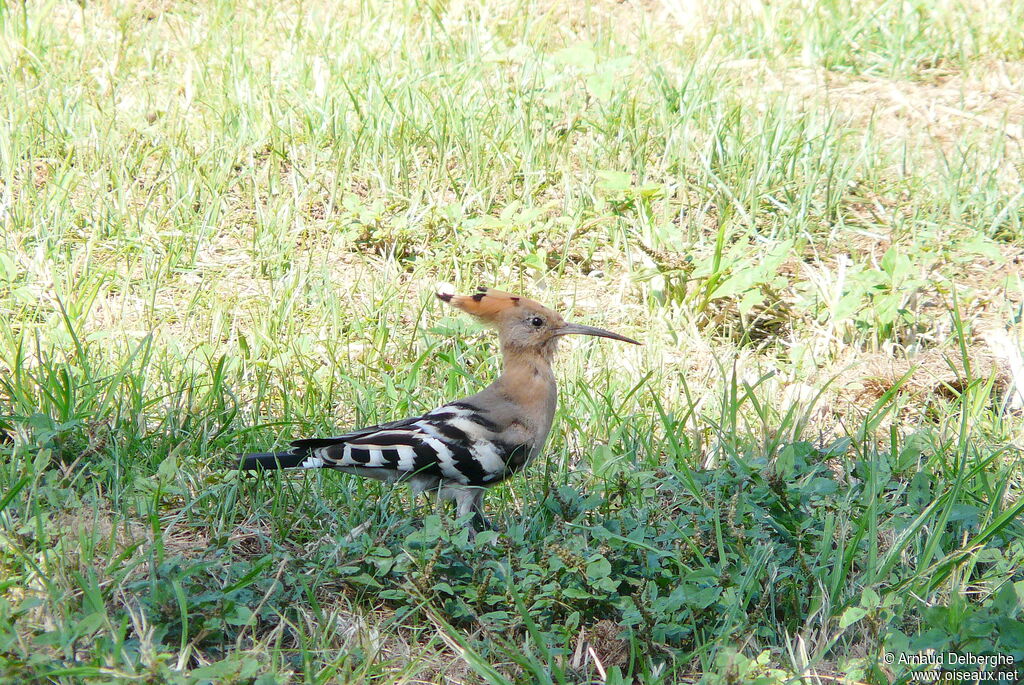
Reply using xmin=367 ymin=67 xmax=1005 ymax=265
xmin=530 ymin=316 xmax=544 ymax=327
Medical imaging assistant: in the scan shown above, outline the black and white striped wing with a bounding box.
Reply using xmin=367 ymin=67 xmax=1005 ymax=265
xmin=291 ymin=403 xmax=523 ymax=487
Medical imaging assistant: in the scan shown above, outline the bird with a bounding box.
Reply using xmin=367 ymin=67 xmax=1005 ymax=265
xmin=238 ymin=286 xmax=640 ymax=532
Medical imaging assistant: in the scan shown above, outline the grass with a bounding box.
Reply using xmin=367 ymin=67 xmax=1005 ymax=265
xmin=1 ymin=0 xmax=1023 ymax=682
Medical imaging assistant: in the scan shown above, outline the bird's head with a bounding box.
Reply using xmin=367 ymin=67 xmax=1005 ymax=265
xmin=436 ymin=286 xmax=639 ymax=356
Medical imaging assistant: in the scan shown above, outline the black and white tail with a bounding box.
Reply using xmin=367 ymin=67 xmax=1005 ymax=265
xmin=238 ymin=451 xmax=311 ymax=470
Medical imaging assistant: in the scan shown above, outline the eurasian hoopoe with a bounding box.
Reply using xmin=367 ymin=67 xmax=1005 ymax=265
xmin=239 ymin=287 xmax=639 ymax=531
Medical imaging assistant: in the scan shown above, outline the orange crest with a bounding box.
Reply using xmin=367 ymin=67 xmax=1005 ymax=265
xmin=436 ymin=287 xmax=527 ymax=322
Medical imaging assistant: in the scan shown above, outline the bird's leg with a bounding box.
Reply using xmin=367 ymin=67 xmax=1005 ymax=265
xmin=418 ymin=481 xmax=497 ymax=538
xmin=448 ymin=486 xmax=494 ymax=537
xmin=468 ymin=490 xmax=494 ymax=532
xmin=409 ymin=475 xmax=445 ymax=526
xmin=416 ymin=489 xmax=437 ymax=523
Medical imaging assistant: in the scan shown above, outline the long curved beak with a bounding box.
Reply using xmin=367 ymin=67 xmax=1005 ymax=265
xmin=556 ymin=322 xmax=641 ymax=345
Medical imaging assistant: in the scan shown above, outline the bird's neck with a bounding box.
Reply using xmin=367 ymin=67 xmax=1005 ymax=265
xmin=495 ymin=348 xmax=557 ymax=409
